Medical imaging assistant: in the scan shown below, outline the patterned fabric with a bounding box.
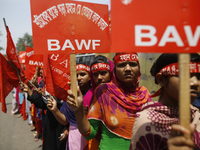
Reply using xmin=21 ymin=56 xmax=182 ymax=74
xmin=130 ymin=102 xmax=200 ymax=150
xmin=87 ymin=77 xmax=152 ymax=139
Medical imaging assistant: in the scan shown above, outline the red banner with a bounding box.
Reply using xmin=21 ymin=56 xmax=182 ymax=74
xmin=19 ymin=51 xmax=26 ymax=64
xmin=30 ymin=0 xmax=110 ymax=54
xmin=25 ymin=46 xmax=44 ymax=81
xmin=43 ymin=54 xmax=70 ymax=101
xmin=111 ymin=0 xmax=200 ymax=53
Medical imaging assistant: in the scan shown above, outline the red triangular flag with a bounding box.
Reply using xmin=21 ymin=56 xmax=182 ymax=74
xmin=6 ymin=26 xmax=24 ymax=75
xmin=0 ymin=53 xmax=21 ymax=113
xmin=43 ymin=54 xmax=70 ymax=101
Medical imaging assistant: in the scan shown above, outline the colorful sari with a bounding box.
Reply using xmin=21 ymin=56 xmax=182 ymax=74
xmin=83 ymin=57 xmax=114 ymax=150
xmin=87 ymin=77 xmax=152 ymax=139
xmin=130 ymin=101 xmax=200 ymax=150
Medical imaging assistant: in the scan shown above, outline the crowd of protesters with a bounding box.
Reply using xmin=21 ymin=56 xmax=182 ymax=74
xmin=10 ymin=53 xmax=200 ymax=150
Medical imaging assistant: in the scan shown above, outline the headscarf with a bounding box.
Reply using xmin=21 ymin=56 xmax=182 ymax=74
xmin=83 ymin=56 xmax=114 ymax=108
xmin=87 ymin=53 xmax=152 ymax=139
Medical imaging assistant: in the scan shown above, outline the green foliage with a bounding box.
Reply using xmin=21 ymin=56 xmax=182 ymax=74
xmin=16 ymin=32 xmax=33 ymax=51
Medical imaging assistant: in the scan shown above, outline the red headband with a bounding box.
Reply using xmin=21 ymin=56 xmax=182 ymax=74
xmin=91 ymin=63 xmax=110 ymax=73
xmin=76 ymin=64 xmax=90 ymax=72
xmin=114 ymin=53 xmax=139 ymax=65
xmin=159 ymin=62 xmax=200 ymax=76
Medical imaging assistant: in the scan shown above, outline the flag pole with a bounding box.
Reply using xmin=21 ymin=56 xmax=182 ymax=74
xmin=3 ymin=18 xmax=7 ymax=28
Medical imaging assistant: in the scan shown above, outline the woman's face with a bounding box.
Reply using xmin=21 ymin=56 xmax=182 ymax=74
xmin=115 ymin=61 xmax=139 ymax=85
xmin=76 ymin=70 xmax=90 ymax=88
xmin=163 ymin=73 xmax=200 ymax=103
xmin=92 ymin=70 xmax=110 ymax=86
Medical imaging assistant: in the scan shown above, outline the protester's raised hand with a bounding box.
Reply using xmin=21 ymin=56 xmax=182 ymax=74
xmin=19 ymin=82 xmax=24 ymax=91
xmin=20 ymin=83 xmax=33 ymax=96
xmin=167 ymin=124 xmax=195 ymax=150
xmin=46 ymin=96 xmax=57 ymax=112
xmin=34 ymin=88 xmax=45 ymax=96
xmin=67 ymin=84 xmax=83 ymax=113
xmin=31 ymin=75 xmax=38 ymax=87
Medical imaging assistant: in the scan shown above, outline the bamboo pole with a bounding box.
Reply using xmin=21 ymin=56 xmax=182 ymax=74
xmin=179 ymin=53 xmax=191 ymax=139
xmin=70 ymin=54 xmax=78 ymax=106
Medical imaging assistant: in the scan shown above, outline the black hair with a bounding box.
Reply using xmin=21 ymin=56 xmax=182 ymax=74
xmin=76 ymin=61 xmax=90 ymax=66
xmin=90 ymin=55 xmax=110 ymax=67
xmin=150 ymin=53 xmax=200 ymax=84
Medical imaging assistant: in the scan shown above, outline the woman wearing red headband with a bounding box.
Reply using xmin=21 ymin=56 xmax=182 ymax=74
xmin=67 ymin=53 xmax=152 ymax=150
xmin=130 ymin=53 xmax=200 ymax=150
xmin=76 ymin=63 xmax=91 ymax=96
xmin=47 ymin=62 xmax=91 ymax=150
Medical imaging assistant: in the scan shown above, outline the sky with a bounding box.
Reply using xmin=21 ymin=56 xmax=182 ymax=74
xmin=0 ymin=0 xmax=110 ymax=55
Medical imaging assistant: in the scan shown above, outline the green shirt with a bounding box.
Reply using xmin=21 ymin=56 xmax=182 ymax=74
xmin=84 ymin=119 xmax=131 ymax=150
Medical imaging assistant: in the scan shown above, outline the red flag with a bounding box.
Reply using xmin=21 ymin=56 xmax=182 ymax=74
xmin=43 ymin=54 xmax=70 ymax=101
xmin=6 ymin=26 xmax=24 ymax=75
xmin=25 ymin=46 xmax=44 ymax=80
xmin=0 ymin=53 xmax=21 ymax=113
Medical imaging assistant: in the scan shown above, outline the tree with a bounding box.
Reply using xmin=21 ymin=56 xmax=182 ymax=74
xmin=16 ymin=33 xmax=33 ymax=51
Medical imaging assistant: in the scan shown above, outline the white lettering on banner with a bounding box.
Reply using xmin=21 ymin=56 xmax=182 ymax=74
xmin=47 ymin=6 xmax=58 ymax=19
xmin=60 ymin=59 xmax=68 ymax=68
xmin=29 ymin=60 xmax=44 ymax=66
xmin=48 ymin=40 xmax=60 ymax=51
xmin=50 ymin=65 xmax=70 ymax=80
xmin=54 ymin=68 xmax=63 ymax=75
xmin=184 ymin=26 xmax=200 ymax=46
xmin=159 ymin=26 xmax=184 ymax=46
xmin=19 ymin=53 xmax=26 ymax=58
xmin=135 ymin=25 xmax=157 ymax=46
xmin=47 ymin=39 xmax=101 ymax=51
xmin=63 ymin=73 xmax=71 ymax=80
xmin=27 ymin=50 xmax=34 ymax=57
xmin=50 ymin=54 xmax=59 ymax=61
xmin=135 ymin=25 xmax=200 ymax=47
xmin=33 ymin=3 xmax=108 ymax=31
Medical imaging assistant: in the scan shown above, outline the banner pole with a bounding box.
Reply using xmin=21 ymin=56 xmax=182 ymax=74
xmin=3 ymin=18 xmax=7 ymax=28
xmin=179 ymin=53 xmax=191 ymax=140
xmin=70 ymin=54 xmax=78 ymax=106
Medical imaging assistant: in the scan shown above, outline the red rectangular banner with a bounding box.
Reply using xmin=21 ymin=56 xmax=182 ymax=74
xmin=19 ymin=51 xmax=26 ymax=64
xmin=30 ymin=0 xmax=110 ymax=54
xmin=25 ymin=46 xmax=44 ymax=80
xmin=111 ymin=0 xmax=200 ymax=53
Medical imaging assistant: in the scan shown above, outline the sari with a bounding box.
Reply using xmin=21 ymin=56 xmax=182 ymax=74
xmin=130 ymin=101 xmax=200 ymax=150
xmin=87 ymin=77 xmax=152 ymax=140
